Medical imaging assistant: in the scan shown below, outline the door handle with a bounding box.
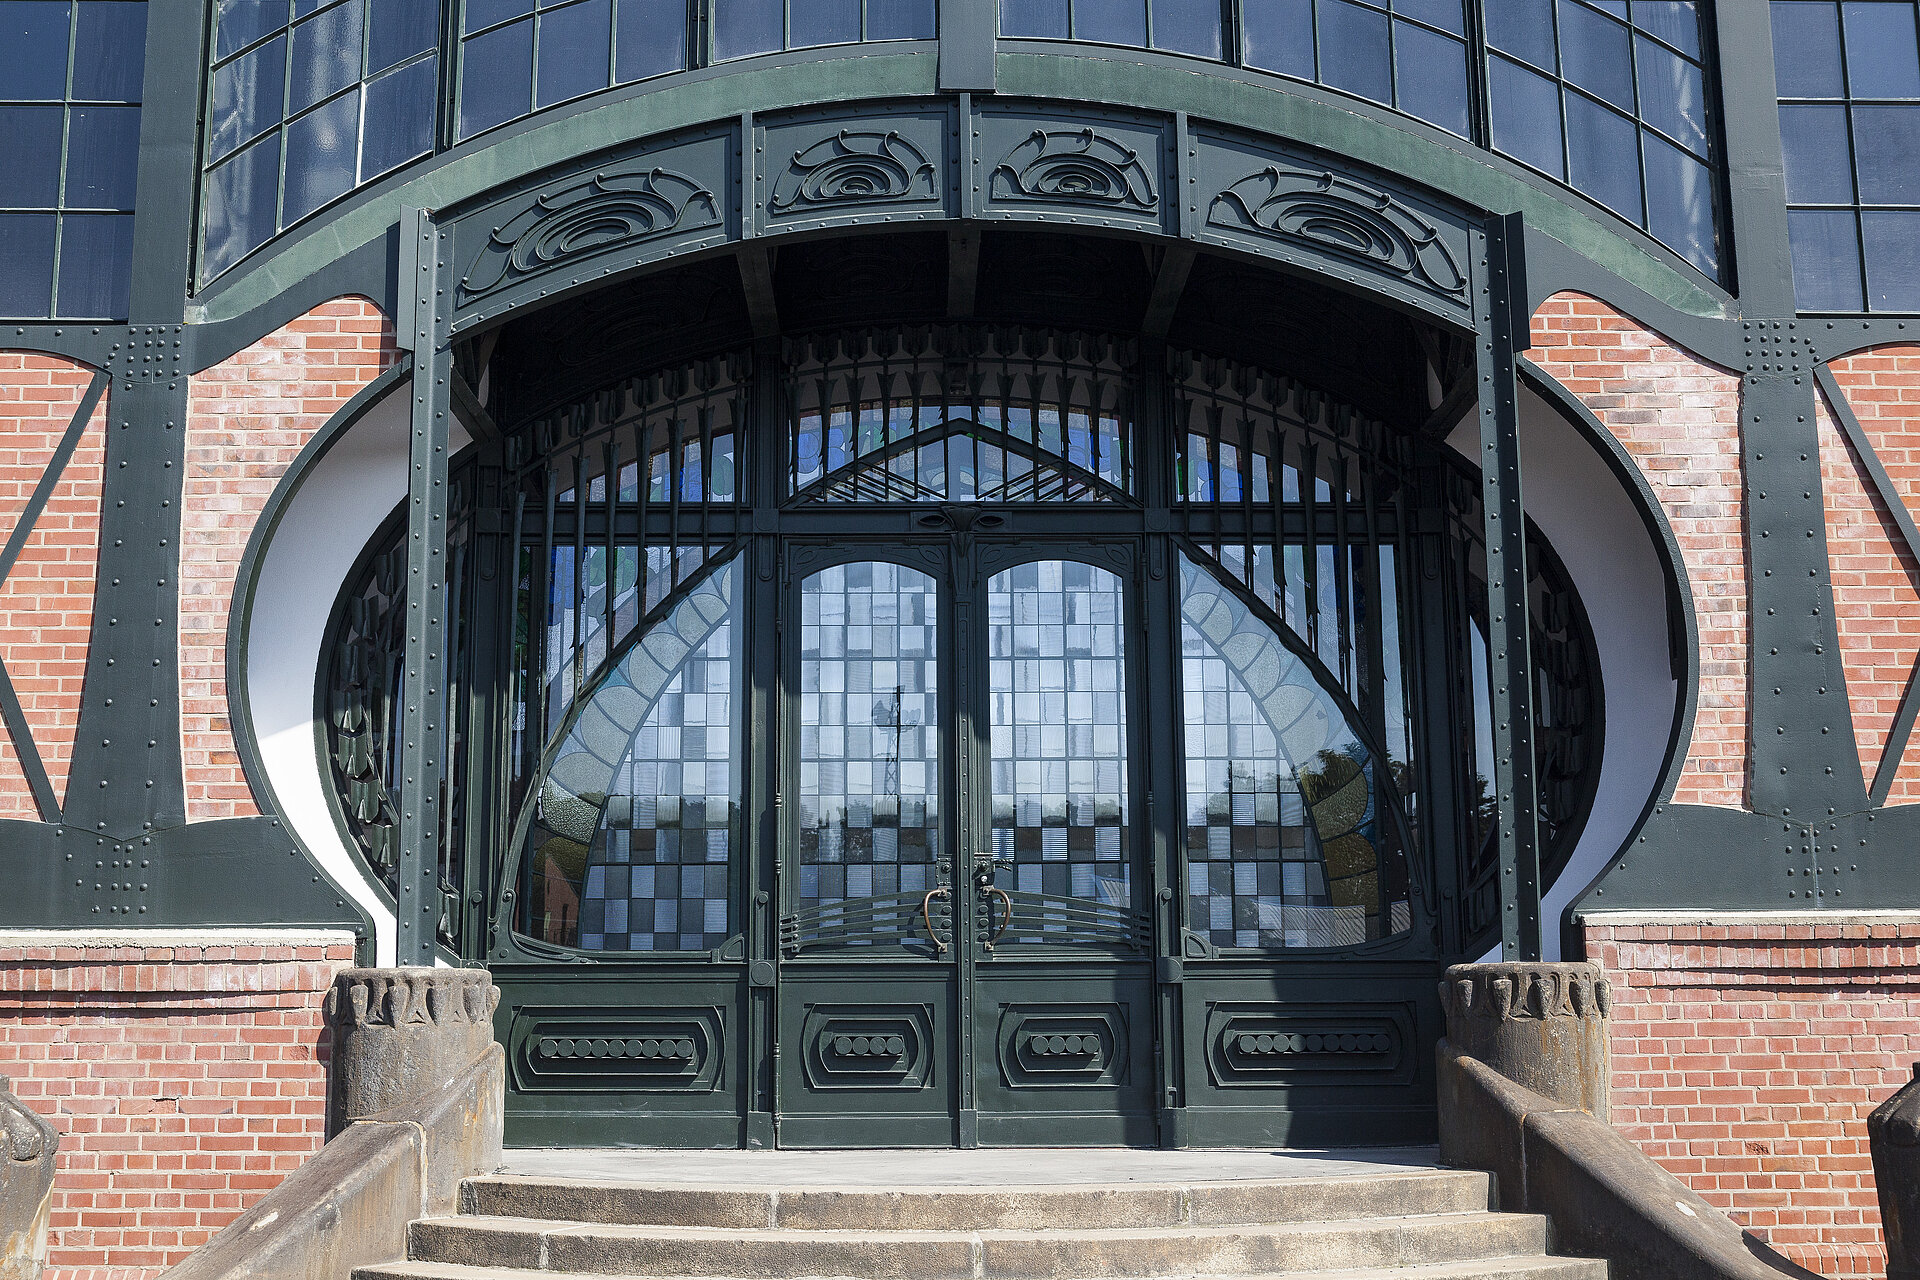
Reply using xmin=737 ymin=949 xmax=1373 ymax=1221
xmin=920 ymin=886 xmax=952 ymax=955
xmin=982 ymin=886 xmax=1013 ymax=951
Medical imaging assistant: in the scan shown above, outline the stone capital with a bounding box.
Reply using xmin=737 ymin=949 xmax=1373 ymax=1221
xmin=1439 ymin=961 xmax=1611 ymax=1122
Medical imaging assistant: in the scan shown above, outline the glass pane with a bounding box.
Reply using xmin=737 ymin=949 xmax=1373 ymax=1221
xmin=1395 ymin=0 xmax=1462 ymax=33
xmin=289 ymin=0 xmax=363 ymax=114
xmin=1565 ymin=92 xmax=1643 ymax=223
xmin=1489 ymin=55 xmax=1566 ymax=178
xmin=1852 ymin=104 xmax=1920 ymax=203
xmin=360 ymin=55 xmax=434 ymax=178
xmin=1772 ymin=1 xmax=1845 ymax=97
xmin=1002 ymin=0 xmax=1069 ymax=37
xmin=1789 ymin=208 xmax=1866 ymax=309
xmin=1864 ymin=210 xmax=1920 ymax=310
xmin=713 ymin=0 xmax=782 ymax=57
xmin=1845 ymin=1 xmax=1920 ymax=97
xmin=207 ymin=33 xmax=286 ymax=162
xmin=1319 ymin=0 xmax=1391 ymax=104
xmin=867 ymin=0 xmax=935 ymax=38
xmin=459 ymin=17 xmax=532 ymax=136
xmin=791 ymin=0 xmax=860 ymax=46
xmin=1180 ymin=555 xmax=1407 ymax=948
xmin=215 ymin=0 xmax=286 ymax=61
xmin=200 ymin=133 xmax=281 ymax=276
xmin=282 ymin=87 xmax=358 ymax=222
xmin=615 ymin=0 xmax=688 ymax=78
xmin=1635 ymin=35 xmax=1706 ymax=154
xmin=1781 ymin=104 xmax=1856 ymax=204
xmin=1558 ymin=0 xmax=1634 ymax=110
xmin=1243 ymin=0 xmax=1313 ymax=77
xmin=466 ymin=0 xmax=531 ymax=32
xmin=54 ymin=210 xmax=133 ymax=317
xmin=795 ymin=561 xmax=942 ymax=950
xmin=536 ymin=0 xmax=611 ymax=107
xmin=1643 ymin=132 xmax=1717 ymax=276
xmin=73 ymin=2 xmax=148 ymax=101
xmin=1151 ymin=0 xmax=1222 ymax=57
xmin=2 ymin=106 xmax=66 ymax=208
xmin=528 ymin=559 xmax=741 ymax=951
xmin=989 ymin=560 xmax=1134 ymax=946
xmin=0 ymin=1 xmax=74 ymax=99
xmin=1077 ymin=0 xmax=1147 ymax=45
xmin=0 ymin=214 xmax=58 ymax=316
xmin=367 ymin=0 xmax=437 ymax=73
xmin=1632 ymin=0 xmax=1699 ymax=56
xmin=1485 ymin=0 xmax=1555 ymax=69
xmin=65 ymin=104 xmax=143 ymax=208
xmin=1394 ymin=20 xmax=1470 ymax=136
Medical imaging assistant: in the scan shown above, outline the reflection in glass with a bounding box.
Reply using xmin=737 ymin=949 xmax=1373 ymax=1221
xmin=1180 ymin=555 xmax=1410 ymax=949
xmin=715 ymin=0 xmax=933 ymax=60
xmin=794 ymin=562 xmax=942 ymax=949
xmin=524 ymin=557 xmax=741 ymax=951
xmin=989 ymin=560 xmax=1135 ymax=946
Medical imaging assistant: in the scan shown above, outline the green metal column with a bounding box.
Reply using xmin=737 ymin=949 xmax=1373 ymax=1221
xmin=397 ymin=207 xmax=455 ymax=966
xmin=1473 ymin=214 xmax=1542 ymax=961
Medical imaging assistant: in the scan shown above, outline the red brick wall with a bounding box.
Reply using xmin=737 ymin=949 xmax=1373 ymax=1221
xmin=0 ymin=353 xmax=107 ymax=816
xmin=1589 ymin=916 xmax=1918 ymax=1280
xmin=180 ymin=298 xmax=397 ymax=821
xmin=1527 ymin=293 xmax=1749 ymax=808
xmin=1818 ymin=346 xmax=1920 ymax=802
xmin=0 ymin=933 xmax=354 ymax=1280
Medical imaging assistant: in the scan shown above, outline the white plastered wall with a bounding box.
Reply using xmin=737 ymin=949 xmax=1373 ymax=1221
xmin=1449 ymin=382 xmax=1682 ymax=960
xmin=243 ymin=383 xmax=471 ymax=966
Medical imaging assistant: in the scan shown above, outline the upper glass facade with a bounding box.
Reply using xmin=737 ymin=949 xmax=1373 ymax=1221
xmin=202 ymin=0 xmax=439 ymax=279
xmin=1775 ymin=0 xmax=1920 ymax=311
xmin=185 ymin=0 xmax=1728 ymax=287
xmin=0 ymin=0 xmax=148 ymax=319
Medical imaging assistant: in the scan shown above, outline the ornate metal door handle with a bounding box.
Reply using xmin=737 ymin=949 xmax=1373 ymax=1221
xmin=920 ymin=886 xmax=952 ymax=955
xmin=983 ymin=886 xmax=1013 ymax=951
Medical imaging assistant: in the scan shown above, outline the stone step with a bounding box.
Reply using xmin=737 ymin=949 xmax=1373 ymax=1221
xmin=406 ymin=1212 xmax=1551 ymax=1279
xmin=357 ymin=1254 xmax=1607 ymax=1280
xmin=459 ymin=1169 xmax=1493 ymax=1230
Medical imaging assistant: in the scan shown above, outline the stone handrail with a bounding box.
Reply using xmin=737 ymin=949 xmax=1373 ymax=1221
xmin=0 ymin=1076 xmax=58 ymax=1280
xmin=1438 ymin=962 xmax=1817 ymax=1280
xmin=160 ymin=968 xmax=504 ymax=1280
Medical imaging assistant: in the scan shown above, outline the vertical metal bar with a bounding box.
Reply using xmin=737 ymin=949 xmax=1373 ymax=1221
xmin=397 ymin=207 xmax=453 ymax=967
xmin=539 ymin=464 xmax=557 ymax=739
xmin=1475 ymin=216 xmax=1541 ymax=962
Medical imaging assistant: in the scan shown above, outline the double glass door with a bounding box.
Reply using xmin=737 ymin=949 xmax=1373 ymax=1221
xmin=774 ymin=535 xmax=1157 ymax=1147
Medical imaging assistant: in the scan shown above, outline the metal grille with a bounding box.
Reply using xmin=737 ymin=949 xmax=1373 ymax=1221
xmin=786 ymin=326 xmax=1135 ymax=503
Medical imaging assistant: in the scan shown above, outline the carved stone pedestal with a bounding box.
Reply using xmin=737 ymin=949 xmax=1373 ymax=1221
xmin=1871 ymin=1064 xmax=1920 ymax=1280
xmin=1439 ymin=961 xmax=1612 ymax=1119
xmin=0 ymin=1076 xmax=58 ymax=1280
xmin=323 ymin=967 xmax=500 ymax=1134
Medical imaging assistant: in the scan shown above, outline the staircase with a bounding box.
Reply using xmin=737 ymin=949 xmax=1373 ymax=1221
xmin=353 ymin=1154 xmax=1606 ymax=1280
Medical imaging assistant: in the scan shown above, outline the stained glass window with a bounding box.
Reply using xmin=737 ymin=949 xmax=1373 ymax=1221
xmin=1179 ymin=554 xmax=1411 ymax=949
xmin=524 ymin=556 xmax=741 ymax=951
xmin=988 ymin=560 xmax=1139 ymax=948
xmin=791 ymin=561 xmax=944 ymax=950
xmin=0 ymin=0 xmax=147 ymax=317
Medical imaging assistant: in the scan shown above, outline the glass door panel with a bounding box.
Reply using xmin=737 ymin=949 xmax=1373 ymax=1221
xmin=791 ymin=560 xmax=946 ymax=952
xmin=985 ymin=560 xmax=1142 ymax=948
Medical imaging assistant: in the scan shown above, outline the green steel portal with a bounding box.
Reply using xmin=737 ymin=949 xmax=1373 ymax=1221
xmin=6 ymin=0 xmax=1920 ymax=1151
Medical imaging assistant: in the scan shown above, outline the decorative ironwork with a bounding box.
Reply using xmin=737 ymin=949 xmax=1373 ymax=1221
xmin=769 ymin=130 xmax=939 ymax=215
xmin=989 ymin=128 xmax=1159 ymax=212
xmin=1207 ymin=165 xmax=1469 ymax=301
xmin=459 ymin=166 xmax=721 ymax=303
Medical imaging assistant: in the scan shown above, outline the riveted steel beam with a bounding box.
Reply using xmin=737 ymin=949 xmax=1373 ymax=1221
xmin=396 ymin=207 xmax=455 ymax=965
